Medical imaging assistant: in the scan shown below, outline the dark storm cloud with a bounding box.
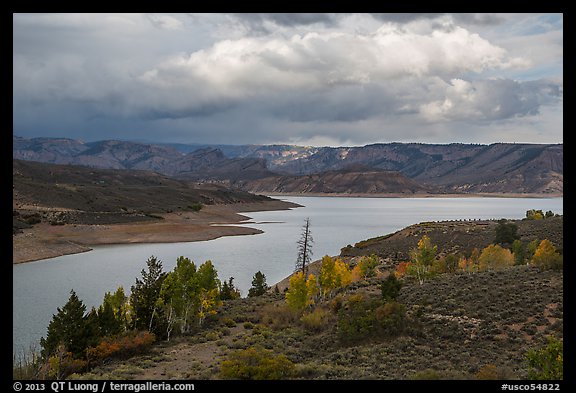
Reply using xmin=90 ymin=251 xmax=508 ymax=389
xmin=232 ymin=13 xmax=506 ymax=30
xmin=226 ymin=13 xmax=343 ymax=35
xmin=12 ymin=13 xmax=563 ymax=145
xmin=140 ymin=101 xmax=236 ymax=120
xmin=369 ymin=13 xmax=445 ymax=23
xmin=369 ymin=13 xmax=505 ymax=25
xmin=232 ymin=13 xmax=340 ymax=27
xmin=420 ymin=78 xmax=562 ymax=122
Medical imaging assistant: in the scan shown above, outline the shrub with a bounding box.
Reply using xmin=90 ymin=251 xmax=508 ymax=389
xmin=374 ymin=301 xmax=407 ymax=336
xmin=205 ymin=331 xmax=220 ymax=341
xmin=261 ymin=303 xmax=298 ymax=330
xmin=47 ymin=351 xmax=88 ymax=380
xmin=410 ymin=368 xmax=443 ymax=380
xmin=188 ymin=203 xmax=203 ymax=212
xmin=222 ymin=318 xmax=236 ymax=328
xmin=475 ymin=364 xmax=500 ymax=380
xmin=300 ymin=308 xmax=331 ymax=332
xmin=337 ymin=294 xmax=405 ymax=343
xmin=526 ymin=336 xmax=563 ymax=380
xmin=36 ymin=345 xmax=87 ymax=380
xmin=394 ymin=261 xmax=411 ymax=278
xmin=86 ymin=331 xmax=155 ymax=364
xmin=329 ymin=295 xmax=344 ymax=314
xmin=24 ymin=214 xmax=42 ymax=225
xmin=220 ymin=346 xmax=295 ymax=380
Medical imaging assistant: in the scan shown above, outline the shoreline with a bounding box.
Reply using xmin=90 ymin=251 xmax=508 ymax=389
xmin=265 ymin=192 xmax=563 ymax=199
xmin=13 ymin=192 xmax=562 ymax=265
xmin=12 ymin=199 xmax=300 ymax=265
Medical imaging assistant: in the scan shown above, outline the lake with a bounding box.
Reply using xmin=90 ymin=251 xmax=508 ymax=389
xmin=12 ymin=196 xmax=563 ymax=356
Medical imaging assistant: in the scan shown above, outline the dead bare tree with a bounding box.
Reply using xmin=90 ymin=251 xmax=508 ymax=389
xmin=295 ymin=217 xmax=313 ymax=275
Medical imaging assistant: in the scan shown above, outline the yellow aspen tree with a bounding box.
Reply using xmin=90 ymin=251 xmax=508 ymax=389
xmin=319 ymin=255 xmax=337 ymax=300
xmin=285 ymin=271 xmax=308 ymax=312
xmin=531 ymin=239 xmax=563 ymax=271
xmin=408 ymin=235 xmax=437 ymax=285
xmin=305 ymin=274 xmax=319 ymax=308
xmin=334 ymin=258 xmax=352 ymax=287
xmin=197 ymin=288 xmax=221 ymax=326
xmin=285 ymin=271 xmax=319 ymax=312
xmin=478 ymin=244 xmax=514 ymax=271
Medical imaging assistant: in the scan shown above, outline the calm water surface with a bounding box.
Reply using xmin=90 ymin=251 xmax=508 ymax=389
xmin=13 ymin=196 xmax=563 ymax=355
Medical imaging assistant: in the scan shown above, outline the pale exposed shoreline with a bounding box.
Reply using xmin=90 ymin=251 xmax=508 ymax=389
xmin=12 ymin=200 xmax=300 ymax=265
xmin=12 ymin=192 xmax=562 ymax=265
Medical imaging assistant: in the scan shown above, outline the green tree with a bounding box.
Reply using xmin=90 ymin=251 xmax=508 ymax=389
xmin=130 ymin=256 xmax=167 ymax=337
xmin=40 ymin=290 xmax=90 ymax=359
xmin=408 ymin=235 xmax=437 ymax=285
xmin=156 ymin=271 xmax=182 ymax=341
xmin=195 ymin=260 xmax=220 ymax=292
xmin=155 ymin=257 xmax=224 ymax=336
xmin=195 ymin=260 xmax=222 ymax=326
xmin=168 ymin=256 xmax=198 ymax=334
xmin=526 ymin=336 xmax=563 ymax=380
xmin=511 ymin=239 xmax=527 ymax=265
xmin=494 ymin=219 xmax=519 ymax=245
xmin=248 ymin=271 xmax=269 ymax=297
xmin=101 ymin=287 xmax=129 ymax=332
xmin=221 ymin=277 xmax=242 ymax=300
xmin=96 ymin=301 xmax=122 ymax=337
xmin=381 ymin=273 xmax=402 ymax=301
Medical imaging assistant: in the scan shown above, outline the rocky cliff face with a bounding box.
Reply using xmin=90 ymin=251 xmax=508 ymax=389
xmin=13 ymin=136 xmax=563 ymax=194
xmin=267 ymin=143 xmax=563 ymax=194
xmin=236 ymin=168 xmax=434 ymax=195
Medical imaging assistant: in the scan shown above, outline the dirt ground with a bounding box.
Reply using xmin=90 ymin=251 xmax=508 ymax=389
xmin=12 ymin=200 xmax=298 ymax=264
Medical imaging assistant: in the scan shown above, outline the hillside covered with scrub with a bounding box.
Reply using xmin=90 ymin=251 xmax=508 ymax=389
xmin=14 ymin=214 xmax=563 ymax=381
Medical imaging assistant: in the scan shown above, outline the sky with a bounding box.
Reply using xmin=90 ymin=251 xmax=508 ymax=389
xmin=12 ymin=13 xmax=563 ymax=147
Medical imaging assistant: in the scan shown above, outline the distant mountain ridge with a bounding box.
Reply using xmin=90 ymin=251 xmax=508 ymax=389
xmin=13 ymin=136 xmax=563 ymax=195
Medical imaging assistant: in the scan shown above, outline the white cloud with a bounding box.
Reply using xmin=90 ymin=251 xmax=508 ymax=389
xmin=420 ymin=77 xmax=562 ymax=122
xmin=132 ymin=21 xmax=533 ymax=122
xmin=141 ymin=23 xmax=523 ymax=92
xmin=12 ymin=13 xmax=563 ymax=145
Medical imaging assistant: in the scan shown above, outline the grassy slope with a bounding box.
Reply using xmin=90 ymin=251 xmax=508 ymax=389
xmin=80 ymin=217 xmax=563 ymax=380
xmin=13 ymin=159 xmax=273 ymax=227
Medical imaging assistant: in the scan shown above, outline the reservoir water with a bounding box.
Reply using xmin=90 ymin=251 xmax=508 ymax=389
xmin=13 ymin=196 xmax=563 ymax=356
